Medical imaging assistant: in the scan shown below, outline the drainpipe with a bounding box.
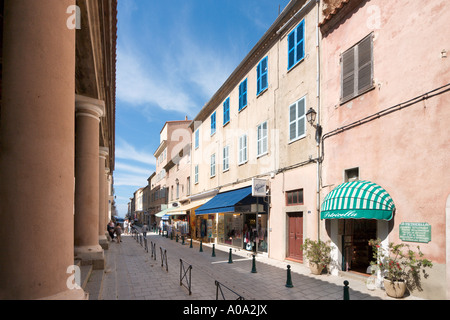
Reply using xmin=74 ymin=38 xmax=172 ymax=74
xmin=315 ymin=0 xmax=321 ymax=241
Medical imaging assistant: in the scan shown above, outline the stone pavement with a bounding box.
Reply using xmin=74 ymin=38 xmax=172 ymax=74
xmin=84 ymin=232 xmax=421 ymax=301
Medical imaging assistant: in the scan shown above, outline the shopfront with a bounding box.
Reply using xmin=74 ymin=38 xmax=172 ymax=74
xmin=321 ymin=180 xmax=396 ymax=274
xmin=196 ymin=186 xmax=268 ymax=253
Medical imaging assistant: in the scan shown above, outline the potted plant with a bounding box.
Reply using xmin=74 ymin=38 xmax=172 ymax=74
xmin=300 ymin=238 xmax=332 ymax=275
xmin=369 ymin=238 xmax=433 ymax=298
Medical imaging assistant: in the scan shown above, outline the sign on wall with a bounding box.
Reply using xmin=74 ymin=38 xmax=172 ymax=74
xmin=252 ymin=178 xmax=267 ymax=197
xmin=399 ymin=222 xmax=431 ymax=243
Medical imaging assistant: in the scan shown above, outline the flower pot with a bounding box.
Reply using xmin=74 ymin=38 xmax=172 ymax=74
xmin=309 ymin=262 xmax=324 ymax=275
xmin=383 ymin=278 xmax=406 ymax=298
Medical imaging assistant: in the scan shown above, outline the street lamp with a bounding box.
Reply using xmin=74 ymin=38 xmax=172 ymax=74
xmin=306 ymin=107 xmax=322 ymax=143
xmin=306 ymin=107 xmax=317 ymax=125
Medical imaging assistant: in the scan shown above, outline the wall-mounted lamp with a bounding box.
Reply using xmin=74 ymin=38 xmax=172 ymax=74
xmin=306 ymin=107 xmax=322 ymax=143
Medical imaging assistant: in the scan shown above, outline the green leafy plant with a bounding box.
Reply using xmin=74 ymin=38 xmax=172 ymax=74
xmin=369 ymin=238 xmax=433 ymax=292
xmin=300 ymin=238 xmax=332 ymax=266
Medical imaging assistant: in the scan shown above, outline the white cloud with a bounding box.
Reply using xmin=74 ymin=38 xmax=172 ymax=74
xmin=116 ymin=48 xmax=198 ymax=116
xmin=115 ymin=162 xmax=152 ymax=176
xmin=115 ymin=138 xmax=155 ymax=166
xmin=114 ymin=173 xmax=149 ymax=187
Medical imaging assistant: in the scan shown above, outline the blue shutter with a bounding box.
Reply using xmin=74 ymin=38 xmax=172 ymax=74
xmin=257 ymin=57 xmax=268 ymax=95
xmin=239 ymin=79 xmax=247 ymax=111
xmin=223 ymin=98 xmax=230 ymax=124
xmin=257 ymin=63 xmax=261 ymax=95
xmin=288 ymin=19 xmax=305 ymax=71
xmin=288 ymin=31 xmax=295 ymax=69
xmin=211 ymin=112 xmax=216 ymax=135
xmin=296 ymin=20 xmax=305 ymax=63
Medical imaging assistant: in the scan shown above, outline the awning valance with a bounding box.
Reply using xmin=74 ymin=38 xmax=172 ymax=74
xmin=155 ymin=207 xmax=175 ymax=218
xmin=195 ymin=186 xmax=252 ymax=215
xmin=169 ymin=197 xmax=214 ymax=215
xmin=321 ymin=181 xmax=395 ymax=221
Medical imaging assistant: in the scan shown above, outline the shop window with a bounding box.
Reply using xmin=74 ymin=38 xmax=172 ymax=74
xmin=286 ymin=189 xmax=303 ymax=205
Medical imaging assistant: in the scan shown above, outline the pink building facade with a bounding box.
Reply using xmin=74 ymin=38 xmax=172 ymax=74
xmin=319 ymin=0 xmax=450 ymax=299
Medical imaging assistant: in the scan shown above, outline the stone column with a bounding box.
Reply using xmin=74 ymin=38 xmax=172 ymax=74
xmin=74 ymin=95 xmax=105 ymax=269
xmin=0 ymin=0 xmax=86 ymax=300
xmin=99 ymin=147 xmax=109 ymax=249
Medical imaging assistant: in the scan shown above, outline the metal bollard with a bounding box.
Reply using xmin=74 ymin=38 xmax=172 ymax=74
xmin=181 ymin=235 xmax=185 ymax=245
xmin=343 ymin=280 xmax=350 ymax=300
xmin=228 ymin=248 xmax=233 ymax=264
xmin=251 ymin=255 xmax=257 ymax=273
xmin=285 ymin=265 xmax=293 ymax=288
xmin=190 ymin=238 xmax=193 ymax=248
xmin=199 ymin=240 xmax=203 ymax=252
xmin=212 ymin=244 xmax=216 ymax=257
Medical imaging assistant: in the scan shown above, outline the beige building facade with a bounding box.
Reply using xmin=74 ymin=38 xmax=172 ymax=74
xmin=190 ymin=0 xmax=320 ymax=257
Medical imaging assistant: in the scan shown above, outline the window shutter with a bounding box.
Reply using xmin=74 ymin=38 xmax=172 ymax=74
xmin=257 ymin=63 xmax=261 ymax=94
xmin=261 ymin=57 xmax=268 ymax=90
xmin=239 ymin=136 xmax=243 ymax=163
xmin=357 ymin=35 xmax=373 ymax=93
xmin=243 ymin=79 xmax=247 ymax=107
xmin=296 ymin=20 xmax=305 ymax=62
xmin=297 ymin=99 xmax=305 ymax=137
xmin=289 ymin=103 xmax=297 ymax=141
xmin=288 ymin=32 xmax=295 ymax=69
xmin=341 ymin=48 xmax=355 ymax=101
xmin=262 ymin=122 xmax=268 ymax=154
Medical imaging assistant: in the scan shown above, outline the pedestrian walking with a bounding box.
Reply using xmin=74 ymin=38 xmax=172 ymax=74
xmin=107 ymin=220 xmax=115 ymax=241
xmin=123 ymin=219 xmax=128 ymax=235
xmin=115 ymin=223 xmax=123 ymax=243
xmin=142 ymin=223 xmax=148 ymax=238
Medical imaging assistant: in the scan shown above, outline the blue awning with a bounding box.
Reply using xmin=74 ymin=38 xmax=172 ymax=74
xmin=195 ymin=186 xmax=252 ymax=215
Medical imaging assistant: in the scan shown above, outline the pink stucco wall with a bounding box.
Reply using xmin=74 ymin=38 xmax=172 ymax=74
xmin=320 ymin=0 xmax=450 ymax=298
xmin=321 ymin=0 xmax=450 ymax=260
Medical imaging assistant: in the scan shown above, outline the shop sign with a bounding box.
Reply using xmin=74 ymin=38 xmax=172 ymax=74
xmin=252 ymin=178 xmax=267 ymax=197
xmin=322 ymin=210 xmax=359 ymax=219
xmin=399 ymin=222 xmax=431 ymax=243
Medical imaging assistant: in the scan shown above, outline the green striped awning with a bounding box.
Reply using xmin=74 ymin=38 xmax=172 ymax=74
xmin=321 ymin=181 xmax=395 ymax=220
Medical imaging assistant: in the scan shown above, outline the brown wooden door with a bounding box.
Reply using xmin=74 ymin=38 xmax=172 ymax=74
xmin=288 ymin=212 xmax=303 ymax=261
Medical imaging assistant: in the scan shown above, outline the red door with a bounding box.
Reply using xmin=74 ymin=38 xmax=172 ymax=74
xmin=288 ymin=212 xmax=303 ymax=261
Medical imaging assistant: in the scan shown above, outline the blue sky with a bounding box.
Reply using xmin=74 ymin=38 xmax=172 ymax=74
xmin=114 ymin=0 xmax=291 ymax=217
